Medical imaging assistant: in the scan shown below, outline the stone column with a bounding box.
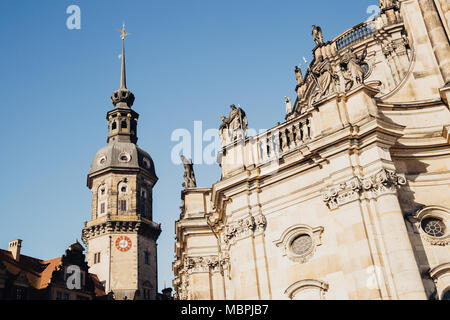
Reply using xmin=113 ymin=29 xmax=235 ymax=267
xmin=418 ymin=0 xmax=450 ymax=85
xmin=367 ymin=170 xmax=427 ymax=299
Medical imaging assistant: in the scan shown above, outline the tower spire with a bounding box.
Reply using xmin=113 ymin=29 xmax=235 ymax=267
xmin=118 ymin=23 xmax=129 ymax=89
xmin=121 ymin=39 xmax=126 ymax=89
xmin=111 ymin=23 xmax=134 ymax=109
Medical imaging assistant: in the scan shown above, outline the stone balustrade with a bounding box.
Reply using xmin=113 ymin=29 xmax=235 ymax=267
xmin=335 ymin=21 xmax=376 ymax=51
xmin=220 ymin=113 xmax=315 ymax=175
xmin=256 ymin=114 xmax=314 ymax=164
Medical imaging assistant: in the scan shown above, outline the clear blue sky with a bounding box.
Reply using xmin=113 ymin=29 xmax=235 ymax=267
xmin=1 ymin=0 xmax=375 ymax=291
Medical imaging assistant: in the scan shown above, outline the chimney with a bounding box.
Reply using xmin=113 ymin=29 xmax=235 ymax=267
xmin=8 ymin=239 xmax=22 ymax=261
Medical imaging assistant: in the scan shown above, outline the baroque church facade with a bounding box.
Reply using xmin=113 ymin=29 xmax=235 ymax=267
xmin=173 ymin=0 xmax=450 ymax=300
xmin=81 ymin=29 xmax=161 ymax=300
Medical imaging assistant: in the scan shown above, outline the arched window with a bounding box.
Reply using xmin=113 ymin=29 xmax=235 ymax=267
xmin=121 ymin=120 xmax=127 ymax=130
xmin=112 ymin=122 xmax=117 ymax=131
xmin=442 ymin=289 xmax=450 ymax=300
xmin=97 ymin=184 xmax=108 ymax=217
xmin=285 ymin=279 xmax=329 ymax=300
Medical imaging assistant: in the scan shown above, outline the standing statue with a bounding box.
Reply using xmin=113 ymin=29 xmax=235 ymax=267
xmin=219 ymin=104 xmax=248 ymax=145
xmin=311 ymin=57 xmax=338 ymax=98
xmin=295 ymin=66 xmax=303 ymax=85
xmin=180 ymin=155 xmax=197 ymax=189
xmin=284 ymin=96 xmax=293 ymax=114
xmin=312 ymin=25 xmax=324 ymax=46
xmin=340 ymin=46 xmax=368 ymax=90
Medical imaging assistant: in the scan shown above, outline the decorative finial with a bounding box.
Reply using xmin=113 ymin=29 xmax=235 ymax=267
xmin=117 ymin=23 xmax=130 ymax=41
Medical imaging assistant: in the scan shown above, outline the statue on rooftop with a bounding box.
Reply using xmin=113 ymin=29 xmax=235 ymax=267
xmin=295 ymin=66 xmax=303 ymax=85
xmin=340 ymin=46 xmax=368 ymax=90
xmin=284 ymin=96 xmax=293 ymax=114
xmin=312 ymin=25 xmax=324 ymax=46
xmin=311 ymin=57 xmax=338 ymax=98
xmin=219 ymin=104 xmax=248 ymax=145
xmin=180 ymin=155 xmax=197 ymax=189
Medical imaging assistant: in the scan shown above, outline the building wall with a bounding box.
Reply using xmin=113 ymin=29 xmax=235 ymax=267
xmin=173 ymin=0 xmax=450 ymax=300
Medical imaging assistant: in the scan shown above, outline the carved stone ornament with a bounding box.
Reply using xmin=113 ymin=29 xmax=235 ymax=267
xmin=224 ymin=214 xmax=267 ymax=245
xmin=322 ymin=169 xmax=407 ymax=210
xmin=182 ymin=254 xmax=229 ymax=275
xmin=408 ymin=206 xmax=450 ymax=246
xmin=322 ymin=176 xmax=362 ymax=210
xmin=274 ymin=224 xmax=324 ymax=264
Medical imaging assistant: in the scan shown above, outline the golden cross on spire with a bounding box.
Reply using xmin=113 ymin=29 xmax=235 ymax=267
xmin=117 ymin=23 xmax=130 ymax=41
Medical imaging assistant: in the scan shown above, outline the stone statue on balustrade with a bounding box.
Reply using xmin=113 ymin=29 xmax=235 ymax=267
xmin=284 ymin=96 xmax=293 ymax=115
xmin=295 ymin=66 xmax=306 ymax=100
xmin=312 ymin=25 xmax=324 ymax=46
xmin=219 ymin=104 xmax=248 ymax=145
xmin=339 ymin=46 xmax=368 ymax=91
xmin=180 ymin=155 xmax=197 ymax=189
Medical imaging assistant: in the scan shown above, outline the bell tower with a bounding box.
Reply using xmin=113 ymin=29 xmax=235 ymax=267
xmin=81 ymin=25 xmax=161 ymax=300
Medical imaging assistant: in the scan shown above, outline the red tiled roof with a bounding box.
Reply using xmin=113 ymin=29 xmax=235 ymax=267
xmin=0 ymin=248 xmax=106 ymax=297
xmin=0 ymin=249 xmax=62 ymax=290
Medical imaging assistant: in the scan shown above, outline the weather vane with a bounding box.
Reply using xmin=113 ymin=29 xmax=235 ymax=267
xmin=117 ymin=22 xmax=130 ymax=41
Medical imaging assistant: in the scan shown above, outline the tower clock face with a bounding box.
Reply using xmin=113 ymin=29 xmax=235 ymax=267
xmin=115 ymin=236 xmax=132 ymax=252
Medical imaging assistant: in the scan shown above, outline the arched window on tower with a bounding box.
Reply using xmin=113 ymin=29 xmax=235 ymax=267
xmin=112 ymin=121 xmax=117 ymax=131
xmin=140 ymin=188 xmax=148 ymax=217
xmin=97 ymin=184 xmax=108 ymax=218
xmin=121 ymin=120 xmax=128 ymax=131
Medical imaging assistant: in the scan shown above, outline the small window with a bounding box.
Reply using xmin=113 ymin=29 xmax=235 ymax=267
xmin=121 ymin=186 xmax=127 ymax=193
xmin=15 ymin=287 xmax=26 ymax=300
xmin=121 ymin=120 xmax=127 ymax=130
xmin=94 ymin=252 xmax=101 ymax=264
xmin=120 ymin=200 xmax=127 ymax=211
xmin=63 ymin=293 xmax=69 ymax=300
xmin=100 ymin=203 xmax=106 ymax=215
xmin=112 ymin=122 xmax=117 ymax=131
xmin=56 ymin=291 xmax=62 ymax=300
xmin=144 ymin=251 xmax=149 ymax=265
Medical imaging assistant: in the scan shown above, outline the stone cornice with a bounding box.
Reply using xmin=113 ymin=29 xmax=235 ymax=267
xmin=81 ymin=216 xmax=161 ymax=243
xmin=322 ymin=169 xmax=406 ymax=209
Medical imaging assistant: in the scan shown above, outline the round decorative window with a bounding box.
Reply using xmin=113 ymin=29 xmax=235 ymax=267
xmin=291 ymin=235 xmax=313 ymax=256
xmin=98 ymin=155 xmax=107 ymax=165
xmin=421 ymin=218 xmax=446 ymax=238
xmin=143 ymin=158 xmax=151 ymax=169
xmin=119 ymin=152 xmax=131 ymax=163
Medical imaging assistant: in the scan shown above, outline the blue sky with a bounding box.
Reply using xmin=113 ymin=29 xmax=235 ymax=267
xmin=0 ymin=0 xmax=375 ymax=291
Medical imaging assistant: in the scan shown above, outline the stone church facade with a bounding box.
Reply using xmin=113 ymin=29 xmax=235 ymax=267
xmin=173 ymin=0 xmax=450 ymax=300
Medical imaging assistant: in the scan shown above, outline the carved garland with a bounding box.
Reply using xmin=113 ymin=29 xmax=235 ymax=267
xmin=322 ymin=169 xmax=406 ymax=210
xmin=224 ymin=214 xmax=267 ymax=245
